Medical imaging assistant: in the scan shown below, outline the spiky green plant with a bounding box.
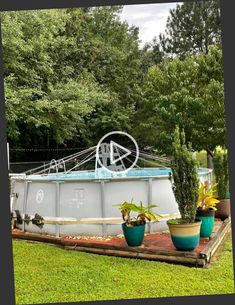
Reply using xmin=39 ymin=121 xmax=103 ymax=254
xmin=169 ymin=126 xmax=199 ymax=223
xmin=114 ymin=200 xmax=161 ymax=226
xmin=213 ymin=148 xmax=230 ymax=199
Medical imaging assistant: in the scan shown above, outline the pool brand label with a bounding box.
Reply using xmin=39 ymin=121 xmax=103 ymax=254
xmin=71 ymin=188 xmax=85 ymax=208
xmin=36 ymin=189 xmax=44 ymax=204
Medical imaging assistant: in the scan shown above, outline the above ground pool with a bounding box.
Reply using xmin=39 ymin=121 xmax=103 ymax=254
xmin=10 ymin=165 xmax=213 ymax=237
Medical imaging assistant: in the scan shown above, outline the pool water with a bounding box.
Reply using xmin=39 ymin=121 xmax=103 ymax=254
xmin=27 ymin=167 xmax=210 ymax=180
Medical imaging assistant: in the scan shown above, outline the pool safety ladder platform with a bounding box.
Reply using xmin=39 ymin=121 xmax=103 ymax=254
xmin=12 ymin=218 xmax=231 ymax=267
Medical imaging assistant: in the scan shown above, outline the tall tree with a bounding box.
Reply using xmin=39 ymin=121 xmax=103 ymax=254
xmin=150 ymin=0 xmax=223 ymax=167
xmin=158 ymin=0 xmax=221 ymax=57
xmin=134 ymin=45 xmax=226 ymax=164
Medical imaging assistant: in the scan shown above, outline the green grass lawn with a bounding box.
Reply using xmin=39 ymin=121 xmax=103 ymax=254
xmin=13 ymin=235 xmax=234 ymax=305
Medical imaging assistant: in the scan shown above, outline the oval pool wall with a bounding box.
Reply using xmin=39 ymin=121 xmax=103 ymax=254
xmin=10 ymin=168 xmax=212 ymax=237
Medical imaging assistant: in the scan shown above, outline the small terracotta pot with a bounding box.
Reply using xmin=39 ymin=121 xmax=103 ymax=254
xmin=215 ymin=199 xmax=230 ymax=221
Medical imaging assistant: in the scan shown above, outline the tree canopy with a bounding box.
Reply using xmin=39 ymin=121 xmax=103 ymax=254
xmin=157 ymin=0 xmax=221 ymax=58
xmin=134 ymin=45 xmax=226 ymax=157
xmin=0 ymin=2 xmax=227 ymax=167
xmin=1 ymin=7 xmax=142 ymax=150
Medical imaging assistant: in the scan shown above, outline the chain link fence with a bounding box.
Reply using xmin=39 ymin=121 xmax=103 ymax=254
xmin=9 ymin=147 xmax=89 ymax=173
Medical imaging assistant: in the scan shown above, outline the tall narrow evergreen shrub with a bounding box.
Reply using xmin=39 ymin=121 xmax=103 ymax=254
xmin=170 ymin=127 xmax=199 ymax=223
xmin=213 ymin=149 xmax=229 ymax=199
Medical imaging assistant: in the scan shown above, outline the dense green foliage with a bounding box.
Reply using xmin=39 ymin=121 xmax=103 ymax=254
xmin=146 ymin=0 xmax=224 ymax=167
xmin=170 ymin=127 xmax=199 ymax=223
xmin=134 ymin=45 xmax=225 ymax=156
xmin=0 ymin=2 xmax=227 ymax=165
xmin=13 ymin=237 xmax=234 ymax=304
xmin=213 ymin=148 xmax=230 ymax=199
xmin=1 ymin=7 xmax=142 ymax=150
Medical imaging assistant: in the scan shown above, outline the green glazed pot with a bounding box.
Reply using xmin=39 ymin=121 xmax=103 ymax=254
xmin=122 ymin=223 xmax=145 ymax=247
xmin=196 ymin=208 xmax=215 ymax=238
xmin=167 ymin=220 xmax=201 ymax=251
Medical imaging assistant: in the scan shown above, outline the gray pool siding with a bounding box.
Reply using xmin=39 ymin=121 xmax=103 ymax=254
xmin=10 ymin=169 xmax=212 ymax=237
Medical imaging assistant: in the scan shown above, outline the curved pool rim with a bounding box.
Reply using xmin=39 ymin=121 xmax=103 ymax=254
xmin=18 ymin=167 xmax=212 ymax=181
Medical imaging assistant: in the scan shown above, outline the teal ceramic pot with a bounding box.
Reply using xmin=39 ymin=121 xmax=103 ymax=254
xmin=196 ymin=208 xmax=215 ymax=238
xmin=122 ymin=223 xmax=145 ymax=247
xmin=167 ymin=220 xmax=201 ymax=251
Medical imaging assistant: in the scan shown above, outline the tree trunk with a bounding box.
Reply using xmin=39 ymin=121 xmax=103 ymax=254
xmin=206 ymin=150 xmax=213 ymax=169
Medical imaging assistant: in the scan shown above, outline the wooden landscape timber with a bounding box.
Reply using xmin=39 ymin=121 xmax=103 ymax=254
xmin=12 ymin=218 xmax=231 ymax=267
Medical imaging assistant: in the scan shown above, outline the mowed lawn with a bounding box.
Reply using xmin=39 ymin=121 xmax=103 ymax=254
xmin=13 ymin=235 xmax=234 ymax=305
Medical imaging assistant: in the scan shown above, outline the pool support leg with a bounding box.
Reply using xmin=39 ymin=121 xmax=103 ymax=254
xmin=22 ymin=181 xmax=30 ymax=232
xmin=100 ymin=181 xmax=107 ymax=236
xmin=148 ymin=178 xmax=153 ymax=234
xmin=55 ymin=181 xmax=61 ymax=238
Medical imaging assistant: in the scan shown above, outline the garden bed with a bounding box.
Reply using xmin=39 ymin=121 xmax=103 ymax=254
xmin=12 ymin=218 xmax=231 ymax=267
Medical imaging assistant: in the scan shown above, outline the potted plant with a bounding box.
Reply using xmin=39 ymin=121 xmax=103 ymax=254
xmin=167 ymin=127 xmax=201 ymax=251
xmin=196 ymin=181 xmax=220 ymax=238
xmin=213 ymin=148 xmax=230 ymax=220
xmin=114 ymin=200 xmax=160 ymax=247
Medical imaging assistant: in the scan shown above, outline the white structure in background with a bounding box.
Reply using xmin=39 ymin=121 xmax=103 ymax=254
xmin=7 ymin=142 xmax=10 ymax=170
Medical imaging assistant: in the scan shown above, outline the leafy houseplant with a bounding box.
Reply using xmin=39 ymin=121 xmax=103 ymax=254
xmin=114 ymin=200 xmax=160 ymax=246
xmin=167 ymin=127 xmax=201 ymax=251
xmin=213 ymin=148 xmax=230 ymax=220
xmin=196 ymin=181 xmax=220 ymax=238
